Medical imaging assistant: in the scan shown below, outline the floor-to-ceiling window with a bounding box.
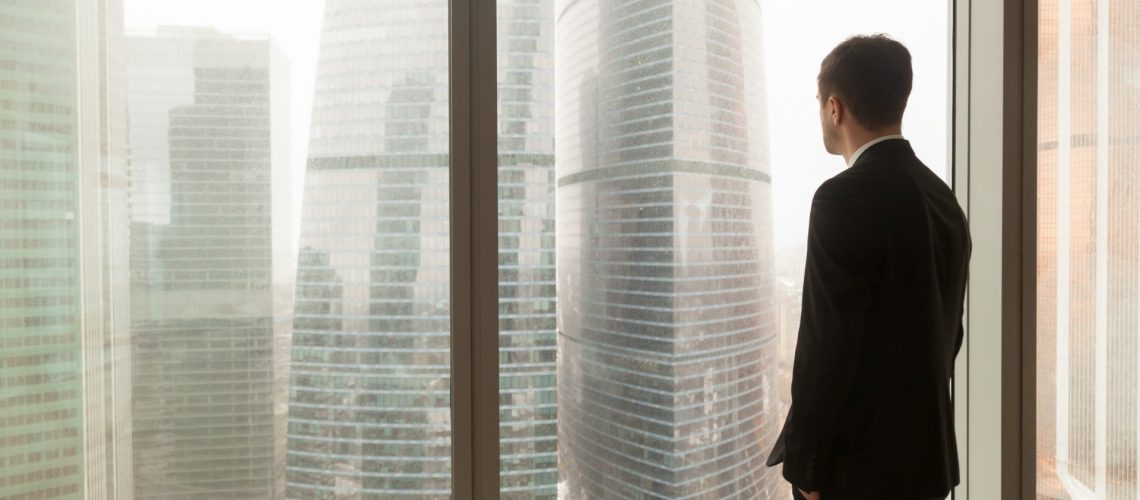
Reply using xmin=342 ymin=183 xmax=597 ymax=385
xmin=1 ymin=1 xmax=949 ymax=498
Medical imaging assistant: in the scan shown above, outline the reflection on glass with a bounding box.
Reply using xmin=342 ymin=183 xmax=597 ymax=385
xmin=285 ymin=0 xmax=452 ymax=497
xmin=1037 ymin=1 xmax=1140 ymax=498
xmin=555 ymin=0 xmax=778 ymax=496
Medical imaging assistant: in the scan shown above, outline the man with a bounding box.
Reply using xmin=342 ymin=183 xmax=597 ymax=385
xmin=766 ymin=35 xmax=971 ymax=500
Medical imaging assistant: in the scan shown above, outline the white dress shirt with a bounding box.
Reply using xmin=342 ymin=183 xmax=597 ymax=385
xmin=847 ymin=134 xmax=905 ymax=167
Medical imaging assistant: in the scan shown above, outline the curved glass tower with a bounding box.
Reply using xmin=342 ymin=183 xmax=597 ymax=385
xmin=556 ymin=0 xmax=778 ymax=497
xmin=285 ymin=0 xmax=452 ymax=497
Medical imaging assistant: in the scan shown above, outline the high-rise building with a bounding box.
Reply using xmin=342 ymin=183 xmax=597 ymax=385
xmin=1 ymin=0 xmax=131 ymax=497
xmin=285 ymin=1 xmax=452 ymax=496
xmin=1037 ymin=1 xmax=1140 ymax=498
xmin=556 ymin=0 xmax=778 ymax=497
xmin=496 ymin=0 xmax=558 ymax=496
xmin=287 ymin=0 xmax=560 ymax=497
xmin=126 ymin=28 xmax=288 ymax=498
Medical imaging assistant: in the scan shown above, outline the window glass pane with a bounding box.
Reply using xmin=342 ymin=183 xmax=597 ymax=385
xmin=496 ymin=0 xmax=950 ymax=497
xmin=1037 ymin=1 xmax=1140 ymax=498
xmin=0 ymin=0 xmax=451 ymax=498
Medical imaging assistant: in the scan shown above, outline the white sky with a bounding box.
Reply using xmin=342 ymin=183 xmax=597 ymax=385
xmin=124 ymin=0 xmax=950 ymax=256
xmin=759 ymin=0 xmax=951 ymax=252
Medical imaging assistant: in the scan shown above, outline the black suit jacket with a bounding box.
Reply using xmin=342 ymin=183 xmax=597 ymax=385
xmin=767 ymin=139 xmax=971 ymax=499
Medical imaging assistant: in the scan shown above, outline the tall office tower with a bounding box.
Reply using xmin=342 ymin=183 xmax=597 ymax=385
xmin=126 ymin=28 xmax=289 ymax=498
xmin=556 ymin=0 xmax=777 ymax=497
xmin=286 ymin=0 xmax=453 ymax=496
xmin=0 ymin=0 xmax=131 ymax=497
xmin=1037 ymin=1 xmax=1140 ymax=499
xmin=496 ymin=0 xmax=558 ymax=496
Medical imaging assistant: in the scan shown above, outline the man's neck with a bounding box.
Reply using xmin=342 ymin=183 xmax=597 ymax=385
xmin=841 ymin=126 xmax=904 ymax=165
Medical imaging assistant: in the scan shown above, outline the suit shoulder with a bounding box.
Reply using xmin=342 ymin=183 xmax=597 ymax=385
xmin=812 ymin=168 xmax=887 ymax=206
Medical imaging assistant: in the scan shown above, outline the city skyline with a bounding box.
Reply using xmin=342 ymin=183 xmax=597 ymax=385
xmin=2 ymin=1 xmax=957 ymax=498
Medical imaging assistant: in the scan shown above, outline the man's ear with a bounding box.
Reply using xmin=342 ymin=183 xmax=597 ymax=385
xmin=828 ymin=96 xmax=843 ymax=126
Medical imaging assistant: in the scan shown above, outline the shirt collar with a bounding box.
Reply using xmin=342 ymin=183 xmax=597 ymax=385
xmin=847 ymin=134 xmax=905 ymax=167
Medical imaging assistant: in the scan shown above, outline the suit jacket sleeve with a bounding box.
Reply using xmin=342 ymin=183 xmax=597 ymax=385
xmin=782 ymin=177 xmax=882 ymax=491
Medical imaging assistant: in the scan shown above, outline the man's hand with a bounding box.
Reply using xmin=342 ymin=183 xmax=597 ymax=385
xmin=798 ymin=488 xmax=820 ymax=500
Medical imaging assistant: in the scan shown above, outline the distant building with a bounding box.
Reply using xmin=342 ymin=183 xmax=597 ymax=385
xmin=126 ymin=28 xmax=289 ymax=498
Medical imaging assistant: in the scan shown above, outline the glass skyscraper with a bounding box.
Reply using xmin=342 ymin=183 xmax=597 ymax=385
xmin=286 ymin=1 xmax=453 ymax=497
xmin=126 ymin=29 xmax=287 ymax=498
xmin=556 ymin=0 xmax=778 ymax=497
xmin=1 ymin=2 xmax=86 ymax=496
xmin=496 ymin=0 xmax=558 ymax=496
xmin=1 ymin=0 xmax=130 ymax=497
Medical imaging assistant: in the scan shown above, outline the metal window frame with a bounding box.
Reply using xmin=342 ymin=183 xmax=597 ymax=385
xmin=1003 ymin=0 xmax=1037 ymax=497
xmin=450 ymin=0 xmax=501 ymax=497
xmin=955 ymin=0 xmax=1037 ymax=498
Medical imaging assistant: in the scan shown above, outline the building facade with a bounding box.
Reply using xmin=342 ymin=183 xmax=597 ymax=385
xmin=285 ymin=1 xmax=453 ymax=496
xmin=126 ymin=29 xmax=287 ymax=498
xmin=496 ymin=0 xmax=558 ymax=496
xmin=0 ymin=0 xmax=131 ymax=497
xmin=555 ymin=0 xmax=778 ymax=497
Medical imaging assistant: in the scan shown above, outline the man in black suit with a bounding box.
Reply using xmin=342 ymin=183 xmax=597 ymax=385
xmin=766 ymin=35 xmax=971 ymax=500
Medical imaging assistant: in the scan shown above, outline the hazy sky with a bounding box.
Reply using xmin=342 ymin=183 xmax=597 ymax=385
xmin=759 ymin=1 xmax=951 ymax=251
xmin=124 ymin=0 xmax=950 ymax=253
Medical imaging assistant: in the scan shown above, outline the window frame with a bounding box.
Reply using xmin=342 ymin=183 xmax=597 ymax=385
xmin=449 ymin=0 xmax=502 ymax=497
xmin=955 ymin=0 xmax=1038 ymax=498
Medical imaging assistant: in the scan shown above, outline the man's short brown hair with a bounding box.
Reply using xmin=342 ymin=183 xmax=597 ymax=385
xmin=818 ymin=34 xmax=913 ymax=131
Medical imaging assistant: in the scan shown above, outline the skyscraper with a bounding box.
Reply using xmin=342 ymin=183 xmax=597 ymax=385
xmin=496 ymin=0 xmax=558 ymax=496
xmin=287 ymin=0 xmax=561 ymax=496
xmin=126 ymin=28 xmax=288 ymax=498
xmin=1037 ymin=1 xmax=1140 ymax=498
xmin=286 ymin=1 xmax=452 ymax=496
xmin=1 ymin=0 xmax=130 ymax=497
xmin=556 ymin=0 xmax=778 ymax=497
